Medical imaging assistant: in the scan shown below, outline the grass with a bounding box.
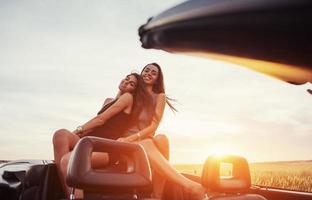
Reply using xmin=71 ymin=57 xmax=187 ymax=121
xmin=249 ymin=161 xmax=312 ymax=193
xmin=174 ymin=160 xmax=312 ymax=193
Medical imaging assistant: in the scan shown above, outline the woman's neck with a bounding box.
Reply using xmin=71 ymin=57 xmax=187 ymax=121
xmin=145 ymin=85 xmax=154 ymax=94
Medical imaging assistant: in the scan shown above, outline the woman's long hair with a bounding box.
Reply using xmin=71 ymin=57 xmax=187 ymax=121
xmin=95 ymin=72 xmax=150 ymax=133
xmin=128 ymin=73 xmax=153 ymax=126
xmin=141 ymin=63 xmax=177 ymax=112
xmin=97 ymin=73 xmax=142 ymax=115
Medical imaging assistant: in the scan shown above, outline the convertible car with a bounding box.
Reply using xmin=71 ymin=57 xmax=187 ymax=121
xmin=1 ymin=0 xmax=311 ymax=200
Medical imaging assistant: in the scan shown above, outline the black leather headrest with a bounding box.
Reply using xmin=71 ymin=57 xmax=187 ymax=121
xmin=201 ymin=155 xmax=251 ymax=193
xmin=66 ymin=137 xmax=152 ymax=194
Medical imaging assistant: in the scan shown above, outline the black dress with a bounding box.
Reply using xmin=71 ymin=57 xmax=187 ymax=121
xmin=84 ymin=99 xmax=131 ymax=140
xmin=86 ymin=111 xmax=131 ymax=140
xmin=83 ymin=100 xmax=132 ymax=166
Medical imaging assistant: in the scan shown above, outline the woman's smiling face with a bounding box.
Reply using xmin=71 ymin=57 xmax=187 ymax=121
xmin=141 ymin=64 xmax=159 ymax=85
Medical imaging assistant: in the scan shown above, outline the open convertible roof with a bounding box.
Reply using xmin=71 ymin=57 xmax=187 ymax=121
xmin=139 ymin=0 xmax=312 ymax=85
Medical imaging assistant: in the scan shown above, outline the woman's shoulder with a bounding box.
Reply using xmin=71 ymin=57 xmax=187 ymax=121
xmin=156 ymin=93 xmax=166 ymax=100
xmin=119 ymin=92 xmax=134 ymax=101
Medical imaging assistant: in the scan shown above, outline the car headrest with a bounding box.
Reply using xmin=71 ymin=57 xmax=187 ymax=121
xmin=201 ymin=155 xmax=251 ymax=193
xmin=66 ymin=137 xmax=152 ymax=194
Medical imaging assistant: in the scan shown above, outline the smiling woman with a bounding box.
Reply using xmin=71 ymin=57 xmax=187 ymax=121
xmin=52 ymin=73 xmax=142 ymax=197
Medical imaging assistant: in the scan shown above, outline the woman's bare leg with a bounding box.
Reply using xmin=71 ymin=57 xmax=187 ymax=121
xmin=139 ymin=138 xmax=205 ymax=199
xmin=59 ymin=146 xmax=110 ymax=198
xmin=150 ymin=134 xmax=170 ymax=198
xmin=53 ymin=129 xmax=110 ymax=197
xmin=153 ymin=134 xmax=170 ymax=160
xmin=151 ymin=169 xmax=166 ymax=198
xmin=52 ymin=129 xmax=80 ymax=195
xmin=60 ymin=152 xmax=83 ymax=198
xmin=53 ymin=129 xmax=80 ymax=164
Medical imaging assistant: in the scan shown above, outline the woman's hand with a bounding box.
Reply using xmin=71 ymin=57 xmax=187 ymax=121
xmin=76 ymin=132 xmax=84 ymax=138
xmin=73 ymin=129 xmax=83 ymax=138
xmin=73 ymin=128 xmax=94 ymax=138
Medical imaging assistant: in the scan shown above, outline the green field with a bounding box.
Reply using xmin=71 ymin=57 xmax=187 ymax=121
xmin=174 ymin=160 xmax=312 ymax=193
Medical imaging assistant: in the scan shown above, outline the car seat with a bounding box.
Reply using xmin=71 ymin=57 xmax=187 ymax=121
xmin=201 ymin=155 xmax=267 ymax=200
xmin=66 ymin=136 xmax=157 ymax=200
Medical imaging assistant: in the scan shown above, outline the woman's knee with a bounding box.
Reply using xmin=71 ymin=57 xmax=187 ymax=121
xmin=153 ymin=134 xmax=170 ymax=160
xmin=154 ymin=134 xmax=169 ymax=147
xmin=53 ymin=129 xmax=69 ymax=145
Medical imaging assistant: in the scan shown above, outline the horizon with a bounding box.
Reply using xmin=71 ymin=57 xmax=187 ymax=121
xmin=1 ymin=159 xmax=312 ymax=165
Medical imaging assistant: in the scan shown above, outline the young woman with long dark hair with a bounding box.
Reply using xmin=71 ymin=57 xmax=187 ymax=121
xmin=119 ymin=63 xmax=206 ymax=199
xmin=52 ymin=73 xmax=143 ymax=197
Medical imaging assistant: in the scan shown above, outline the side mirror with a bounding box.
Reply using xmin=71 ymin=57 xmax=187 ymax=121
xmin=201 ymin=155 xmax=251 ymax=193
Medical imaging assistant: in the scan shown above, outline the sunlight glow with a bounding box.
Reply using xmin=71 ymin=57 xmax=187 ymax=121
xmin=220 ymin=162 xmax=233 ymax=178
xmin=209 ymin=144 xmax=243 ymax=157
xmin=161 ymin=117 xmax=243 ymax=137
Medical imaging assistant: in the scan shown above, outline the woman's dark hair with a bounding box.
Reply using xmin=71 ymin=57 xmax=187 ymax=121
xmin=97 ymin=73 xmax=142 ymax=115
xmin=96 ymin=72 xmax=150 ymax=132
xmin=125 ymin=73 xmax=154 ymax=127
xmin=141 ymin=63 xmax=177 ymax=112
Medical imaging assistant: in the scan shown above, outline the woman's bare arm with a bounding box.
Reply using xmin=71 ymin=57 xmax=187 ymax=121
xmin=74 ymin=93 xmax=133 ymax=136
xmin=123 ymin=93 xmax=166 ymax=142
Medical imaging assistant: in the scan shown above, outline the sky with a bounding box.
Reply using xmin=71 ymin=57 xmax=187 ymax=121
xmin=0 ymin=0 xmax=311 ymax=164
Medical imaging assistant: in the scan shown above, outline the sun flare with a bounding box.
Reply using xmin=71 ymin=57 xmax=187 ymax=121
xmin=209 ymin=144 xmax=243 ymax=157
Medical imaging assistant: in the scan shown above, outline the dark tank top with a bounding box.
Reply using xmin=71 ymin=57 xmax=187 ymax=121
xmin=84 ymin=99 xmax=131 ymax=140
